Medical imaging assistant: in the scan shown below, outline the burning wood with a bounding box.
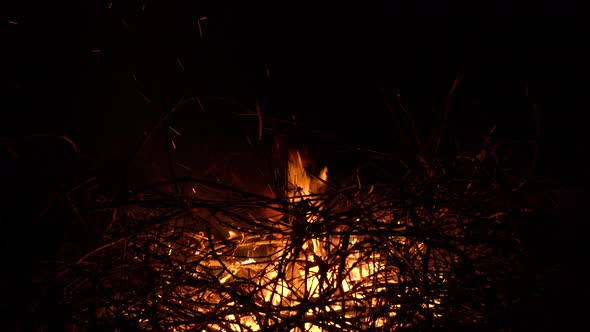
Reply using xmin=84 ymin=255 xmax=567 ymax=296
xmin=51 ymin=143 xmax=532 ymax=331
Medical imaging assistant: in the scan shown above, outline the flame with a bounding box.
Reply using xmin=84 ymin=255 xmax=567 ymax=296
xmin=287 ymin=149 xmax=328 ymax=200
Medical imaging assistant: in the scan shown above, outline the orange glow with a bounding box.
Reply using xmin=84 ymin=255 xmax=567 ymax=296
xmin=106 ymin=149 xmax=452 ymax=331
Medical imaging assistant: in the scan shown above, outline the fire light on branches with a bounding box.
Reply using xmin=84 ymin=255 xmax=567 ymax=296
xmin=57 ymin=147 xmax=524 ymax=331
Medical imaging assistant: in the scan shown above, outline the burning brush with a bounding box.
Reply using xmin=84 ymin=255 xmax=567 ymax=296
xmin=50 ymin=145 xmax=530 ymax=331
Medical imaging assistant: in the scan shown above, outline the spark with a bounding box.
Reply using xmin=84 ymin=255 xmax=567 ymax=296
xmin=1 ymin=143 xmax=20 ymax=159
xmin=136 ymin=89 xmax=152 ymax=104
xmin=176 ymin=58 xmax=185 ymax=71
xmin=264 ymin=64 xmax=271 ymax=79
xmin=197 ymin=16 xmax=207 ymax=39
xmin=195 ymin=97 xmax=205 ymax=111
xmin=175 ymin=161 xmax=191 ymax=171
xmin=8 ymin=20 xmax=18 ymax=25
xmin=168 ymin=126 xmax=181 ymax=136
xmin=448 ymin=73 xmax=462 ymax=98
xmin=59 ymin=135 xmax=80 ymax=153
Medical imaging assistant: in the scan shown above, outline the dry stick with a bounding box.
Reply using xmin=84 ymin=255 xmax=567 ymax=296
xmin=433 ymin=72 xmax=463 ymax=159
xmin=26 ymin=134 xmax=81 ymax=153
xmin=380 ymin=87 xmax=422 ymax=157
xmin=391 ymin=88 xmax=423 ymax=156
xmin=55 ymin=237 xmax=131 ymax=280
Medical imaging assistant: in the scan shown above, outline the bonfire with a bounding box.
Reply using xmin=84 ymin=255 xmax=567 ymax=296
xmin=48 ymin=132 xmax=532 ymax=331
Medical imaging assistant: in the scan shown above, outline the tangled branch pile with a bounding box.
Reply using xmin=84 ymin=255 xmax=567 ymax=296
xmin=53 ymin=147 xmax=532 ymax=331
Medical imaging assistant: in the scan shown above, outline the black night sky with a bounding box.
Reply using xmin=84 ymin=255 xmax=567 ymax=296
xmin=2 ymin=0 xmax=589 ymax=330
xmin=5 ymin=1 xmax=588 ymax=180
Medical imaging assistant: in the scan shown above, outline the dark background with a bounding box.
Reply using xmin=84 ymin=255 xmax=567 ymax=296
xmin=2 ymin=0 xmax=588 ymax=330
xmin=4 ymin=1 xmax=588 ymax=181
